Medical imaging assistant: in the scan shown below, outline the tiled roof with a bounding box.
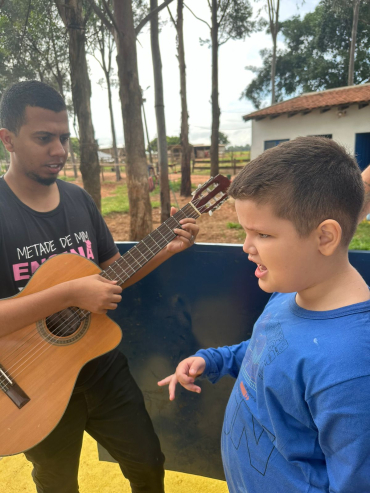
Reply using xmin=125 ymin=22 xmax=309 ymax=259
xmin=243 ymin=84 xmax=370 ymax=121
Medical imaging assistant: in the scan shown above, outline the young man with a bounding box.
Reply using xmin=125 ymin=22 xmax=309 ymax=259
xmin=159 ymin=137 xmax=370 ymax=492
xmin=0 ymin=80 xmax=199 ymax=493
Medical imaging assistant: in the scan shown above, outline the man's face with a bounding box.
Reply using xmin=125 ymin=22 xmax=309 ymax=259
xmin=235 ymin=199 xmax=320 ymax=294
xmin=10 ymin=106 xmax=70 ymax=186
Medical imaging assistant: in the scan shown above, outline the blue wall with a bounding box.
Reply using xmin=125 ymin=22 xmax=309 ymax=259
xmin=99 ymin=243 xmax=370 ymax=480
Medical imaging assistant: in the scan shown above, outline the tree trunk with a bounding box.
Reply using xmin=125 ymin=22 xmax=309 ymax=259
xmin=271 ymin=30 xmax=277 ymax=104
xmin=56 ymin=79 xmax=78 ymax=179
xmin=113 ymin=0 xmax=152 ymax=240
xmin=348 ymin=0 xmax=360 ymax=86
xmin=58 ymin=0 xmax=101 ymax=210
xmin=69 ymin=139 xmax=78 ymax=178
xmin=150 ymin=0 xmax=170 ymax=221
xmin=177 ymin=0 xmax=191 ymax=196
xmin=106 ymin=74 xmax=121 ymax=181
xmin=210 ymin=0 xmax=220 ymax=177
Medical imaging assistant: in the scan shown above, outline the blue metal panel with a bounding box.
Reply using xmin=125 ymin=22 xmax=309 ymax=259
xmin=98 ymin=243 xmax=370 ymax=480
xmin=355 ymin=133 xmax=370 ymax=171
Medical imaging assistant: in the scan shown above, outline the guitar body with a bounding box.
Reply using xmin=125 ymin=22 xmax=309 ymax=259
xmin=0 ymin=254 xmax=122 ymax=457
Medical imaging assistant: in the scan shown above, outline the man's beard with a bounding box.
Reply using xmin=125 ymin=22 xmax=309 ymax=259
xmin=26 ymin=172 xmax=58 ymax=186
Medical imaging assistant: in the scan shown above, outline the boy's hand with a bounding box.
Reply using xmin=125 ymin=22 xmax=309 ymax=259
xmin=166 ymin=207 xmax=199 ymax=254
xmin=157 ymin=356 xmax=206 ymax=401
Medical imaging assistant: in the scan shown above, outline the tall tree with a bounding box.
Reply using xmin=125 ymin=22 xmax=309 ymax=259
xmin=242 ymin=0 xmax=370 ymax=108
xmin=348 ymin=0 xmax=361 ymax=86
xmin=266 ymin=0 xmax=280 ymax=104
xmin=168 ymin=1 xmax=192 ymax=196
xmin=150 ymin=0 xmax=171 ymax=221
xmin=87 ymin=0 xmax=175 ymax=239
xmin=188 ymin=0 xmax=256 ymax=176
xmin=88 ymin=13 xmax=121 ymax=181
xmin=55 ymin=0 xmax=102 ymax=210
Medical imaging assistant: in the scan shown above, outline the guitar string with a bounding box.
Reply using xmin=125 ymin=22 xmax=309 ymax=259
xmin=0 ymin=195 xmax=222 ymax=389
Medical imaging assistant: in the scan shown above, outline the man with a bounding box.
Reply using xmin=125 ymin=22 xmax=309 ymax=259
xmin=0 ymin=80 xmax=199 ymax=493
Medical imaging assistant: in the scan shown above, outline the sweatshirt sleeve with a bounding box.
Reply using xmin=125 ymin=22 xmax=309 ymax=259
xmin=308 ymin=375 xmax=370 ymax=492
xmin=195 ymin=340 xmax=250 ymax=383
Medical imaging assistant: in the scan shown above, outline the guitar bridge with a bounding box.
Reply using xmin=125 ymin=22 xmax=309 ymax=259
xmin=0 ymin=366 xmax=30 ymax=409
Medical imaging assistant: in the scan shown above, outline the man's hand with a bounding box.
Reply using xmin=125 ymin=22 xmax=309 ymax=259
xmin=68 ymin=274 xmax=122 ymax=314
xmin=166 ymin=207 xmax=199 ymax=254
xmin=157 ymin=356 xmax=206 ymax=401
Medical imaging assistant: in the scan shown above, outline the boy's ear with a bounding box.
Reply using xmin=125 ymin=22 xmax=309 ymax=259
xmin=0 ymin=128 xmax=14 ymax=152
xmin=316 ymin=219 xmax=342 ymax=256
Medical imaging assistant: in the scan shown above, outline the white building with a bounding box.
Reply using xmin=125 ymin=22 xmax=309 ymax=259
xmin=244 ymin=84 xmax=370 ymax=170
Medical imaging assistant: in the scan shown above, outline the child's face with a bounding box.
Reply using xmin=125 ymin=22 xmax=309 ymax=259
xmin=235 ymin=199 xmax=320 ymax=294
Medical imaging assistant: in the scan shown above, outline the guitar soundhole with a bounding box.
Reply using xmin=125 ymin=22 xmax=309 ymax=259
xmin=45 ymin=307 xmax=82 ymax=337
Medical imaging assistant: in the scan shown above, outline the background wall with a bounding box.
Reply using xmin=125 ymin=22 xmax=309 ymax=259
xmin=251 ymin=105 xmax=370 ymax=159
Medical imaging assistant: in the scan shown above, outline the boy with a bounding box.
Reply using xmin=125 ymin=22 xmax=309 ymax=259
xmin=158 ymin=137 xmax=370 ymax=492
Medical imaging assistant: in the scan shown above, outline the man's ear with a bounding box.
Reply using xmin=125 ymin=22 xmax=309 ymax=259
xmin=0 ymin=128 xmax=14 ymax=152
xmin=316 ymin=219 xmax=342 ymax=256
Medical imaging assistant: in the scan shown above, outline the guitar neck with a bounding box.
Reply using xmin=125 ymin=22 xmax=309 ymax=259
xmin=100 ymin=202 xmax=200 ymax=287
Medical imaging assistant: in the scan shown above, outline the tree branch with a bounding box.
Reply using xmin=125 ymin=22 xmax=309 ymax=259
xmin=135 ymin=0 xmax=175 ymax=35
xmin=184 ymin=2 xmax=211 ymax=30
xmin=167 ymin=4 xmax=177 ymax=29
xmin=86 ymin=0 xmax=114 ymax=34
xmin=101 ymin=0 xmax=119 ymax=33
xmin=218 ymin=0 xmax=231 ymax=27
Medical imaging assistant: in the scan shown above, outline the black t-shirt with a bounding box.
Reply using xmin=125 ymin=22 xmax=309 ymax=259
xmin=0 ymin=176 xmax=120 ymax=390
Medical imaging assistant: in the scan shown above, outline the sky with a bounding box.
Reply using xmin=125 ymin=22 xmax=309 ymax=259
xmin=86 ymin=0 xmax=321 ymax=149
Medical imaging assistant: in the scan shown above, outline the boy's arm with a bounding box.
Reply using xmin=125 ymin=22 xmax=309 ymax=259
xmin=308 ymin=375 xmax=370 ymax=491
xmin=195 ymin=340 xmax=250 ymax=383
xmin=158 ymin=340 xmax=250 ymax=400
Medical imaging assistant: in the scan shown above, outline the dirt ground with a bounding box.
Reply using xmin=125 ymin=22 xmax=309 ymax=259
xmin=69 ymin=171 xmax=243 ymax=244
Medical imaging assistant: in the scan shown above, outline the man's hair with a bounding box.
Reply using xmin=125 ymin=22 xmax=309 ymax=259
xmin=228 ymin=137 xmax=364 ymax=246
xmin=0 ymin=80 xmax=66 ymax=134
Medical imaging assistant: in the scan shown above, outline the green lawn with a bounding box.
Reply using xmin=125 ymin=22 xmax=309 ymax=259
xmin=101 ymin=184 xmax=160 ymax=216
xmin=226 ymin=221 xmax=370 ymax=251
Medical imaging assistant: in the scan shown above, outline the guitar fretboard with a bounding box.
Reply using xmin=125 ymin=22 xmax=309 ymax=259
xmin=101 ymin=202 xmax=199 ymax=286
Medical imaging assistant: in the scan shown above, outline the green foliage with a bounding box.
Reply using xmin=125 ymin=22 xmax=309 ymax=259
xmin=148 ymin=136 xmax=181 ymax=152
xmin=0 ymin=0 xmax=71 ymax=108
xmin=218 ymin=132 xmax=230 ymax=145
xmin=242 ymin=0 xmax=370 ymax=108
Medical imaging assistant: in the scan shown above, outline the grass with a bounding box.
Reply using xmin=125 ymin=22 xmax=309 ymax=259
xmin=101 ymin=184 xmax=160 ymax=216
xmin=58 ymin=176 xmax=76 ymax=182
xmin=349 ymin=221 xmax=370 ymax=250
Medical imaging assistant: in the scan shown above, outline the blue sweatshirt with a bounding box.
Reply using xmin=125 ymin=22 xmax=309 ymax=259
xmin=196 ymin=292 xmax=370 ymax=493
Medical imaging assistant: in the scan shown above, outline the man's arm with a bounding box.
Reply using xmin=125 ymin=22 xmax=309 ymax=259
xmin=359 ymin=165 xmax=370 ymax=222
xmin=0 ymin=275 xmax=122 ymax=338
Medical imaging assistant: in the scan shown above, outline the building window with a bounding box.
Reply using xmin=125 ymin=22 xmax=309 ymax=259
xmin=264 ymin=139 xmax=289 ymax=150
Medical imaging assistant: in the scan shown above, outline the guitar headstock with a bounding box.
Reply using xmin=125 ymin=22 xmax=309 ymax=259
xmin=191 ymin=174 xmax=230 ymax=215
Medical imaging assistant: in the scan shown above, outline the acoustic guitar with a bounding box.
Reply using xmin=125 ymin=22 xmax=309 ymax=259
xmin=0 ymin=174 xmax=230 ymax=456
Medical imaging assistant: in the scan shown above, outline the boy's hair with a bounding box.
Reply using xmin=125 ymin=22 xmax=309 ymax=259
xmin=228 ymin=137 xmax=364 ymax=246
xmin=0 ymin=80 xmax=66 ymax=134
